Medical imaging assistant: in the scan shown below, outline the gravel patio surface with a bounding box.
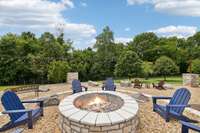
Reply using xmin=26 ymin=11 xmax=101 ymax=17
xmin=0 ymin=83 xmax=200 ymax=133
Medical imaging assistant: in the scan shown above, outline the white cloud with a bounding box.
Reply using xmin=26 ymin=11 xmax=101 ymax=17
xmin=125 ymin=27 xmax=131 ymax=31
xmin=115 ymin=37 xmax=132 ymax=44
xmin=127 ymin=0 xmax=200 ymax=16
xmin=0 ymin=0 xmax=96 ymax=49
xmin=127 ymin=0 xmax=153 ymax=5
xmin=80 ymin=2 xmax=87 ymax=7
xmin=150 ymin=25 xmax=198 ymax=38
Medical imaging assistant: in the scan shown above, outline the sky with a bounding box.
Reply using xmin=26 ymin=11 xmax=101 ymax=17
xmin=0 ymin=0 xmax=199 ymax=49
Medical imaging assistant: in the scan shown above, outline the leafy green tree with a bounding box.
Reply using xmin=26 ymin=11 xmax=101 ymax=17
xmin=115 ymin=51 xmax=142 ymax=78
xmin=129 ymin=32 xmax=158 ymax=61
xmin=154 ymin=56 xmax=179 ymax=80
xmin=157 ymin=37 xmax=178 ymax=60
xmin=15 ymin=32 xmax=40 ymax=83
xmin=93 ymin=26 xmax=124 ymax=79
xmin=191 ymin=59 xmax=200 ymax=74
xmin=141 ymin=61 xmax=153 ymax=79
xmin=48 ymin=61 xmax=70 ymax=83
xmin=0 ymin=33 xmax=18 ymax=84
xmin=186 ymin=32 xmax=200 ymax=73
xmin=69 ymin=48 xmax=95 ymax=81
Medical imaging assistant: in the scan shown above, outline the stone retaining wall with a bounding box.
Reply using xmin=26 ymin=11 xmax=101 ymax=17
xmin=67 ymin=72 xmax=78 ymax=84
xmin=182 ymin=73 xmax=199 ymax=87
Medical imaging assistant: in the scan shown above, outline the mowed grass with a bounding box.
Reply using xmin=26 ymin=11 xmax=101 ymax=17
xmin=142 ymin=76 xmax=183 ymax=84
xmin=0 ymin=76 xmax=199 ymax=91
xmin=115 ymin=76 xmax=199 ymax=85
xmin=0 ymin=85 xmax=24 ymax=91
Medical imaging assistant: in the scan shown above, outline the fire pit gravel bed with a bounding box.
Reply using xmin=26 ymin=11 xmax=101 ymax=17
xmin=59 ymin=91 xmax=139 ymax=133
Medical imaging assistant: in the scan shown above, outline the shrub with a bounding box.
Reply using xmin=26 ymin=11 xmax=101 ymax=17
xmin=115 ymin=51 xmax=142 ymax=78
xmin=154 ymin=56 xmax=179 ymax=80
xmin=191 ymin=59 xmax=200 ymax=74
xmin=141 ymin=61 xmax=153 ymax=79
xmin=48 ymin=61 xmax=70 ymax=83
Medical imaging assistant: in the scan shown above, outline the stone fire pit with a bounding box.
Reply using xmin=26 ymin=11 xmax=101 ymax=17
xmin=58 ymin=91 xmax=139 ymax=133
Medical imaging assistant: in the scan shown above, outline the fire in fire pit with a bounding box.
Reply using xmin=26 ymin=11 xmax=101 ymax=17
xmin=74 ymin=93 xmax=124 ymax=112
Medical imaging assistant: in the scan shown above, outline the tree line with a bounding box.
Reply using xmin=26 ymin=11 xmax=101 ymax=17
xmin=0 ymin=26 xmax=200 ymax=85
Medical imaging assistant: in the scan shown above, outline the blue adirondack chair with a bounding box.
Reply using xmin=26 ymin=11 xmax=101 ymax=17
xmin=0 ymin=91 xmax=44 ymax=131
xmin=152 ymin=88 xmax=191 ymax=122
xmin=180 ymin=121 xmax=200 ymax=133
xmin=72 ymin=79 xmax=88 ymax=94
xmin=102 ymin=78 xmax=116 ymax=91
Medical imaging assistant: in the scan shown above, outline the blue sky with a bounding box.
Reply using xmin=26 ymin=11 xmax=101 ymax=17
xmin=0 ymin=0 xmax=200 ymax=49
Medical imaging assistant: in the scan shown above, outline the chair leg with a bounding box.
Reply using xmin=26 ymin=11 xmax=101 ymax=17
xmin=28 ymin=111 xmax=33 ymax=129
xmin=165 ymin=113 xmax=170 ymax=122
xmin=40 ymin=101 xmax=44 ymax=117
xmin=41 ymin=108 xmax=44 ymax=117
xmin=165 ymin=117 xmax=170 ymax=122
xmin=182 ymin=125 xmax=189 ymax=133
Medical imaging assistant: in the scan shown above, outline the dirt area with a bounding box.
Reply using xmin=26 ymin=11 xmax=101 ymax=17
xmin=0 ymin=83 xmax=200 ymax=133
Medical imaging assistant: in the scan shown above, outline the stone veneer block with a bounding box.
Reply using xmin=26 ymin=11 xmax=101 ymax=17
xmin=67 ymin=72 xmax=78 ymax=84
xmin=183 ymin=73 xmax=199 ymax=87
xmin=96 ymin=113 xmax=111 ymax=126
xmin=80 ymin=112 xmax=98 ymax=125
xmin=61 ymin=108 xmax=79 ymax=117
xmin=108 ymin=111 xmax=125 ymax=124
xmin=59 ymin=105 xmax=74 ymax=112
xmin=69 ymin=110 xmax=89 ymax=122
xmin=116 ymin=109 xmax=134 ymax=121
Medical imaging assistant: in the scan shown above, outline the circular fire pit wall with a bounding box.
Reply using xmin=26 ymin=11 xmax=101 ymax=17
xmin=59 ymin=91 xmax=139 ymax=133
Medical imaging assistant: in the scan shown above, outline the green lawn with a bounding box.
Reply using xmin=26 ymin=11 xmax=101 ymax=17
xmin=141 ymin=76 xmax=183 ymax=84
xmin=115 ymin=76 xmax=187 ymax=85
xmin=0 ymin=85 xmax=25 ymax=91
xmin=115 ymin=76 xmax=200 ymax=85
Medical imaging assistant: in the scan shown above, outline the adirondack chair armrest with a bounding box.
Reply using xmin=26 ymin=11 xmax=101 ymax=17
xmin=114 ymin=85 xmax=116 ymax=91
xmin=102 ymin=85 xmax=105 ymax=90
xmin=2 ymin=109 xmax=33 ymax=114
xmin=81 ymin=85 xmax=88 ymax=91
xmin=166 ymin=104 xmax=190 ymax=108
xmin=152 ymin=96 xmax=172 ymax=99
xmin=180 ymin=121 xmax=200 ymax=132
xmin=22 ymin=100 xmax=44 ymax=108
xmin=152 ymin=96 xmax=172 ymax=104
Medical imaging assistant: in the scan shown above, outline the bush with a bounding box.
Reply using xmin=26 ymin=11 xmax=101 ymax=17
xmin=115 ymin=51 xmax=142 ymax=78
xmin=141 ymin=61 xmax=153 ymax=79
xmin=191 ymin=59 xmax=200 ymax=74
xmin=154 ymin=56 xmax=179 ymax=80
xmin=48 ymin=61 xmax=70 ymax=83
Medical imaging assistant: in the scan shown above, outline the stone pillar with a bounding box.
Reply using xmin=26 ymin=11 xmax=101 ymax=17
xmin=182 ymin=73 xmax=199 ymax=87
xmin=67 ymin=72 xmax=78 ymax=84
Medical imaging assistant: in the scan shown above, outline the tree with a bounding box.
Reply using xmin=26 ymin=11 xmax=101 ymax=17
xmin=0 ymin=33 xmax=18 ymax=84
xmin=47 ymin=61 xmax=70 ymax=83
xmin=129 ymin=32 xmax=158 ymax=61
xmin=141 ymin=61 xmax=153 ymax=80
xmin=154 ymin=56 xmax=179 ymax=80
xmin=191 ymin=59 xmax=200 ymax=74
xmin=93 ymin=26 xmax=124 ymax=79
xmin=69 ymin=48 xmax=95 ymax=81
xmin=115 ymin=51 xmax=142 ymax=78
xmin=185 ymin=32 xmax=200 ymax=73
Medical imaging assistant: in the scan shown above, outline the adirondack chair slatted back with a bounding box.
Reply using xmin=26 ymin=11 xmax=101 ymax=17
xmin=1 ymin=91 xmax=26 ymax=122
xmin=105 ymin=78 xmax=115 ymax=91
xmin=169 ymin=88 xmax=191 ymax=114
xmin=72 ymin=79 xmax=82 ymax=93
